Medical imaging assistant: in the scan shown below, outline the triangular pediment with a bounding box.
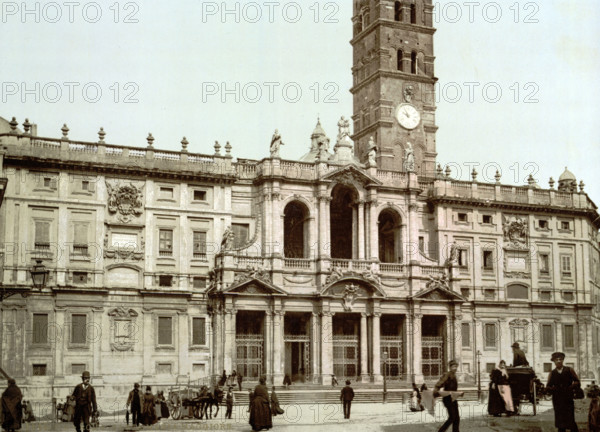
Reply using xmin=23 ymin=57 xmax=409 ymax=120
xmin=323 ymin=165 xmax=381 ymax=187
xmin=412 ymin=286 xmax=465 ymax=302
xmin=223 ymin=278 xmax=287 ymax=296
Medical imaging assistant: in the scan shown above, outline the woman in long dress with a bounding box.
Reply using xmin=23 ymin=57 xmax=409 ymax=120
xmin=140 ymin=386 xmax=157 ymax=426
xmin=249 ymin=376 xmax=272 ymax=431
xmin=488 ymin=360 xmax=515 ymax=416
xmin=1 ymin=379 xmax=22 ymax=432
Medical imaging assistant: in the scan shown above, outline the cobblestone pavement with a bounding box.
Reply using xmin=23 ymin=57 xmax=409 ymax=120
xmin=20 ymin=399 xmax=591 ymax=432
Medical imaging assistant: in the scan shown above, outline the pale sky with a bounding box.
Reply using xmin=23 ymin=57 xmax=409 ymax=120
xmin=2 ymin=1 xmax=599 ymax=201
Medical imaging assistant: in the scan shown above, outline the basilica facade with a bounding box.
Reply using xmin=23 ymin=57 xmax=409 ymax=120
xmin=0 ymin=0 xmax=599 ymax=408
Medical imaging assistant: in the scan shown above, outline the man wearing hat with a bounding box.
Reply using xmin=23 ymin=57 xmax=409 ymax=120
xmin=71 ymin=371 xmax=97 ymax=432
xmin=434 ymin=360 xmax=462 ymax=432
xmin=511 ymin=343 xmax=529 ymax=367
xmin=126 ymin=383 xmax=142 ymax=426
xmin=547 ymin=352 xmax=580 ymax=432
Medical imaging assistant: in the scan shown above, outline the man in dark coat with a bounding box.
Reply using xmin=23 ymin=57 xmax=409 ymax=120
xmin=125 ymin=383 xmax=142 ymax=426
xmin=434 ymin=360 xmax=461 ymax=432
xmin=511 ymin=343 xmax=529 ymax=367
xmin=1 ymin=378 xmax=22 ymax=432
xmin=547 ymin=352 xmax=580 ymax=432
xmin=249 ymin=376 xmax=272 ymax=431
xmin=72 ymin=371 xmax=97 ymax=432
xmin=340 ymin=380 xmax=354 ymax=419
xmin=237 ymin=372 xmax=244 ymax=391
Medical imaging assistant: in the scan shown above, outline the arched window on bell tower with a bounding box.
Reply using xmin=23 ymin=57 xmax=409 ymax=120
xmin=411 ymin=51 xmax=417 ymax=74
xmin=394 ymin=2 xmax=402 ymax=22
xmin=397 ymin=49 xmax=404 ymax=71
xmin=410 ymin=4 xmax=417 ymax=24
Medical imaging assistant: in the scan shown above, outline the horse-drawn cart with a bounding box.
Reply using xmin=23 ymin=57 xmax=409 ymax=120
xmin=507 ymin=366 xmax=542 ymax=415
xmin=167 ymin=380 xmax=224 ymax=420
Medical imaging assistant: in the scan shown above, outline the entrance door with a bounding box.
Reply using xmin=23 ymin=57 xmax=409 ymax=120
xmin=284 ymin=336 xmax=310 ymax=382
xmin=421 ymin=316 xmax=446 ymax=378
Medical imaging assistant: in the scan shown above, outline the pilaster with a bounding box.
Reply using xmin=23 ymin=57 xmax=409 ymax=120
xmin=372 ymin=312 xmax=382 ymax=382
xmin=360 ymin=312 xmax=369 ymax=381
xmin=411 ymin=312 xmax=423 ymax=384
xmin=320 ymin=311 xmax=334 ymax=383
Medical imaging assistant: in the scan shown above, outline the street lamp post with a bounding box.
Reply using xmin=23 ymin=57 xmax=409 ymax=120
xmin=476 ymin=350 xmax=482 ymax=401
xmin=382 ymin=350 xmax=388 ymax=404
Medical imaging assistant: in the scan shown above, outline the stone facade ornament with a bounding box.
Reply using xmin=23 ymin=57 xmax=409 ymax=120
xmin=106 ymin=182 xmax=144 ymax=223
xmin=426 ymin=273 xmax=450 ymax=291
xmin=503 ymin=216 xmax=528 ymax=249
xmin=366 ymin=137 xmax=377 ymax=168
xmin=233 ymin=265 xmax=271 ymax=285
xmin=445 ymin=242 xmax=459 ymax=267
xmin=337 ymin=116 xmax=351 ymax=140
xmin=361 ymin=265 xmax=381 ymax=286
xmin=342 ymin=283 xmax=360 ymax=311
xmin=221 ymin=226 xmax=235 ymax=251
xmin=270 ymin=129 xmax=284 ymax=158
xmin=108 ymin=307 xmax=138 ymax=352
xmin=403 ymin=142 xmax=415 ymax=172
xmin=403 ymin=85 xmax=414 ymax=103
xmin=325 ymin=266 xmax=345 ymax=285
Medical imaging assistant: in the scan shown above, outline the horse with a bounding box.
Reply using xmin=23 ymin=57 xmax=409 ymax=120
xmin=199 ymin=386 xmax=224 ymax=419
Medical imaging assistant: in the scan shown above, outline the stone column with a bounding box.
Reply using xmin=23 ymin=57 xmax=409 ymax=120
xmin=54 ymin=309 xmax=65 ymax=377
xmin=214 ymin=308 xmax=224 ymax=376
xmin=273 ymin=310 xmax=284 ymax=382
xmin=311 ymin=312 xmax=320 ymax=383
xmin=179 ymin=313 xmax=189 ymax=376
xmin=357 ymin=201 xmax=365 ymax=260
xmin=412 ymin=313 xmax=424 ymax=383
xmin=321 ymin=312 xmax=334 ymax=383
xmin=453 ymin=312 xmax=463 ymax=368
xmin=372 ymin=312 xmax=382 ymax=382
xmin=368 ymin=197 xmax=379 ymax=260
xmin=318 ymin=195 xmax=331 ymax=258
xmin=262 ymin=188 xmax=271 ymax=250
xmin=224 ymin=308 xmax=236 ymax=373
xmin=265 ymin=311 xmax=273 ymax=382
xmin=360 ymin=313 xmax=369 ymax=381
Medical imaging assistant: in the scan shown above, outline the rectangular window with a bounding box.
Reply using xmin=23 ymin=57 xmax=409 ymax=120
xmin=159 ymin=187 xmax=174 ymax=199
xmin=73 ymin=223 xmax=88 ymax=256
xmin=541 ymin=324 xmax=554 ymax=349
xmin=564 ymin=324 xmax=575 ymax=349
xmin=159 ymin=275 xmax=173 ymax=287
xmin=33 ymin=313 xmax=48 ymax=344
xmin=418 ymin=236 xmax=425 ymax=253
xmin=158 ymin=317 xmax=172 ymax=346
xmin=461 ymin=323 xmax=471 ymax=348
xmin=73 ymin=272 xmax=88 ymax=285
xmin=71 ymin=364 xmax=86 ymax=375
xmin=458 ymin=249 xmax=468 ymax=267
xmin=539 ymin=220 xmax=549 ymax=229
xmin=32 ymin=364 xmax=47 ymax=376
xmin=193 ymin=231 xmax=207 ymax=259
xmin=482 ymin=215 xmax=492 ymax=224
xmin=484 ymin=323 xmax=497 ymax=348
xmin=561 ymin=221 xmax=570 ymax=230
xmin=71 ymin=314 xmax=87 ymax=344
xmin=81 ymin=180 xmax=89 ymax=191
xmin=34 ymin=221 xmax=50 ymax=251
xmin=157 ymin=363 xmax=172 ymax=375
xmin=232 ymin=223 xmax=250 ymax=249
xmin=159 ymin=229 xmax=173 ymax=256
xmin=43 ymin=177 xmax=51 ymax=188
xmin=539 ymin=253 xmax=550 ymax=275
xmin=561 ymin=255 xmax=572 ymax=277
xmin=457 ymin=213 xmax=468 ymax=222
xmin=192 ymin=317 xmax=206 ymax=346
xmin=193 ymin=277 xmax=206 ymax=289
xmin=193 ymin=190 xmax=207 ymax=201
xmin=483 ymin=250 xmax=494 ymax=270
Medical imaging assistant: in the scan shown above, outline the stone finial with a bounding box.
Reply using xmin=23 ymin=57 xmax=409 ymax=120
xmin=61 ymin=123 xmax=70 ymax=139
xmin=181 ymin=137 xmax=189 ymax=152
xmin=9 ymin=117 xmax=18 ymax=132
xmin=445 ymin=165 xmax=451 ymax=178
xmin=436 ymin=164 xmax=443 ymax=178
xmin=549 ymin=177 xmax=555 ymax=189
xmin=214 ymin=140 xmax=221 ymax=155
xmin=495 ymin=170 xmax=501 ymax=183
xmin=471 ymin=167 xmax=478 ymax=181
xmin=579 ymin=180 xmax=585 ymax=193
xmin=146 ymin=133 xmax=154 ymax=147
xmin=98 ymin=127 xmax=106 ymax=143
xmin=225 ymin=141 xmax=232 ymax=157
xmin=527 ymin=174 xmax=536 ymax=187
xmin=23 ymin=118 xmax=31 ymax=134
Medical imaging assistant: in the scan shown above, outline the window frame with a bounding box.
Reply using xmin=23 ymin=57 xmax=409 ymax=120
xmin=484 ymin=322 xmax=497 ymax=349
xmin=158 ymin=228 xmax=174 ymax=257
xmin=32 ymin=313 xmax=49 ymax=346
xmin=540 ymin=324 xmax=555 ymax=350
xmin=156 ymin=315 xmax=175 ymax=349
xmin=560 ymin=254 xmax=572 ymax=278
xmin=563 ymin=324 xmax=575 ymax=350
xmin=461 ymin=322 xmax=471 ymax=348
xmin=190 ymin=316 xmax=208 ymax=348
xmin=70 ymin=313 xmax=88 ymax=347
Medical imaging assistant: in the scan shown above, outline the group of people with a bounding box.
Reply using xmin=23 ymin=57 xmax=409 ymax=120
xmin=125 ymin=383 xmax=169 ymax=427
xmin=219 ymin=370 xmax=243 ymax=391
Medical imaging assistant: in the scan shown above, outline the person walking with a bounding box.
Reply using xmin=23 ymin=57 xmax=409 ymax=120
xmin=249 ymin=376 xmax=272 ymax=431
xmin=434 ymin=360 xmax=462 ymax=432
xmin=588 ymin=381 xmax=600 ymax=432
xmin=340 ymin=380 xmax=354 ymax=420
xmin=125 ymin=383 xmax=142 ymax=427
xmin=488 ymin=360 xmax=515 ymax=416
xmin=331 ymin=374 xmax=339 ymax=387
xmin=547 ymin=352 xmax=580 ymax=432
xmin=410 ymin=382 xmax=424 ymax=412
xmin=140 ymin=386 xmax=157 ymax=426
xmin=237 ymin=372 xmax=244 ymax=391
xmin=219 ymin=370 xmax=227 ymax=387
xmin=225 ymin=386 xmax=235 ymax=419
xmin=71 ymin=371 xmax=97 ymax=432
xmin=1 ymin=378 xmax=22 ymax=432
xmin=283 ymin=373 xmax=292 ymax=389
xmin=270 ymin=386 xmax=284 ymax=417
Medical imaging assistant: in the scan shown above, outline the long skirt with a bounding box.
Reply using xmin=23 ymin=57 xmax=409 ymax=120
xmin=498 ymin=385 xmax=514 ymax=412
xmin=488 ymin=384 xmax=505 ymax=415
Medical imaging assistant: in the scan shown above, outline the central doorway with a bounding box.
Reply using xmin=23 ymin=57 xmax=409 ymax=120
xmin=284 ymin=313 xmax=311 ymax=383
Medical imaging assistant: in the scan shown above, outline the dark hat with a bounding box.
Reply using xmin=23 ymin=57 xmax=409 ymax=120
xmin=146 ymin=385 xmax=152 ymax=391
xmin=511 ymin=343 xmax=520 ymax=349
xmin=134 ymin=383 xmax=140 ymax=388
xmin=551 ymin=352 xmax=565 ymax=361
xmin=82 ymin=371 xmax=90 ymax=378
xmin=449 ymin=360 xmax=458 ymax=367
xmin=345 ymin=380 xmax=351 ymax=385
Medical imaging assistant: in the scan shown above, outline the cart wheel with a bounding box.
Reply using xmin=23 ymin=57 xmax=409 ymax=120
xmin=193 ymin=405 xmax=202 ymax=419
xmin=170 ymin=404 xmax=182 ymax=420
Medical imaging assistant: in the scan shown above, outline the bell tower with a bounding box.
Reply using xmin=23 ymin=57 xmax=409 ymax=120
xmin=351 ymin=0 xmax=438 ymax=176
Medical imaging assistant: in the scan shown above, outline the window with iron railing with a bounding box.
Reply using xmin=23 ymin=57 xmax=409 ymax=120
xmin=159 ymin=229 xmax=173 ymax=256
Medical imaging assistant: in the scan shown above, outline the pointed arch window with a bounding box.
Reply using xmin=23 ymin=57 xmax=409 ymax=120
xmin=410 ymin=4 xmax=417 ymax=24
xmin=411 ymin=51 xmax=417 ymax=74
xmin=397 ymin=49 xmax=404 ymax=71
xmin=395 ymin=2 xmax=402 ymax=21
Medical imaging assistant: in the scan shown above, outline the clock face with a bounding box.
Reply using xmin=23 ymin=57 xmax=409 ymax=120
xmin=396 ymin=104 xmax=421 ymax=130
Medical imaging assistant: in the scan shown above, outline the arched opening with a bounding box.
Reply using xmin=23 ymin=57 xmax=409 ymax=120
xmin=411 ymin=51 xmax=417 ymax=74
xmin=330 ymin=184 xmax=358 ymax=259
xmin=378 ymin=209 xmax=402 ymax=263
xmin=397 ymin=49 xmax=404 ymax=71
xmin=410 ymin=4 xmax=417 ymax=24
xmin=284 ymin=201 xmax=309 ymax=258
xmin=394 ymin=2 xmax=402 ymax=21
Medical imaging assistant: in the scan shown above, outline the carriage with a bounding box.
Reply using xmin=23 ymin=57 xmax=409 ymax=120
xmin=506 ymin=366 xmax=549 ymax=416
xmin=166 ymin=380 xmax=224 ymax=420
